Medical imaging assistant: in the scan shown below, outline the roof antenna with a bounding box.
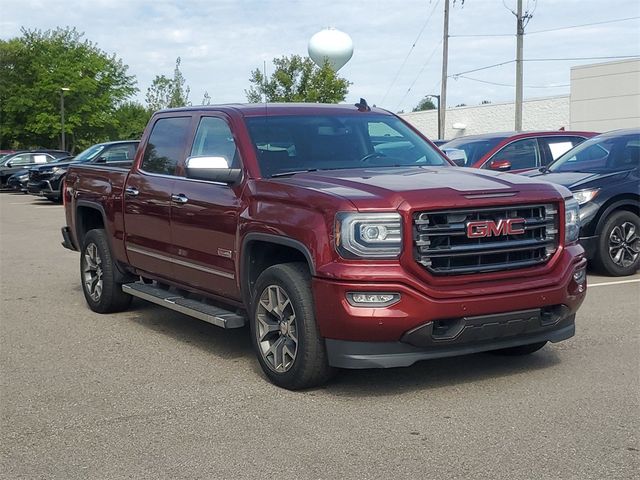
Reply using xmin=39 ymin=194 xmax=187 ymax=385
xmin=355 ymin=98 xmax=371 ymax=112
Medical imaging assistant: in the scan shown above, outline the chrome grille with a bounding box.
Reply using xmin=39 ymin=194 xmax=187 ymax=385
xmin=414 ymin=204 xmax=559 ymax=275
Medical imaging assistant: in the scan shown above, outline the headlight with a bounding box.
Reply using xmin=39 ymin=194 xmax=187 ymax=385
xmin=50 ymin=167 xmax=64 ymax=176
xmin=336 ymin=212 xmax=402 ymax=258
xmin=564 ymin=198 xmax=580 ymax=245
xmin=573 ymin=188 xmax=599 ymax=205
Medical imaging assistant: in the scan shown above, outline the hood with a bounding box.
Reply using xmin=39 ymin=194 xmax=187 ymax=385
xmin=525 ymin=169 xmax=634 ymax=191
xmin=270 ymin=166 xmax=565 ymax=210
xmin=30 ymin=158 xmax=79 ymax=171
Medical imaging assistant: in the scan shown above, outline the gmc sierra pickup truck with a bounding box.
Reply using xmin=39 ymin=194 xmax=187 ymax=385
xmin=62 ymin=102 xmax=587 ymax=389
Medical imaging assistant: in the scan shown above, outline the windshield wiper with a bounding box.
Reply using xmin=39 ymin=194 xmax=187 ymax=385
xmin=270 ymin=169 xmax=318 ymax=178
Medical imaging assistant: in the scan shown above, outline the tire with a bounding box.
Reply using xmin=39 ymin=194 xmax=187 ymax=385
xmin=490 ymin=341 xmax=547 ymax=356
xmin=592 ymin=210 xmax=640 ymax=277
xmin=250 ymin=262 xmax=334 ymax=390
xmin=80 ymin=229 xmax=132 ymax=313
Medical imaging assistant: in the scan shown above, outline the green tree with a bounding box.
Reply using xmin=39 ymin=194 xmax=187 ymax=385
xmin=0 ymin=27 xmax=136 ymax=151
xmin=245 ymin=55 xmax=350 ymax=103
xmin=412 ymin=97 xmax=437 ymax=112
xmin=110 ymin=102 xmax=151 ymax=140
xmin=145 ymin=57 xmax=191 ymax=111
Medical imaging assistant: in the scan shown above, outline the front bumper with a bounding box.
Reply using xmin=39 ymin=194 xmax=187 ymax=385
xmin=28 ymin=180 xmax=59 ymax=199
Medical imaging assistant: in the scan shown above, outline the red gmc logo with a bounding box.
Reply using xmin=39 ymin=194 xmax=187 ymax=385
xmin=466 ymin=218 xmax=526 ymax=238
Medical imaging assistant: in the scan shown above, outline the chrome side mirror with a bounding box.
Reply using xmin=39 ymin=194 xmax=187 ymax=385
xmin=185 ymin=156 xmax=242 ymax=184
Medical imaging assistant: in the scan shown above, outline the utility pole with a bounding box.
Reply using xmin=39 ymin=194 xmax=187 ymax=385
xmin=515 ymin=0 xmax=524 ymax=131
xmin=60 ymin=87 xmax=70 ymax=151
xmin=428 ymin=94 xmax=442 ymax=140
xmin=440 ymin=0 xmax=450 ymax=140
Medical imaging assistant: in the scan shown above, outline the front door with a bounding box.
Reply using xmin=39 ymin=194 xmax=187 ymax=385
xmin=123 ymin=115 xmax=193 ymax=281
xmin=169 ymin=115 xmax=243 ymax=300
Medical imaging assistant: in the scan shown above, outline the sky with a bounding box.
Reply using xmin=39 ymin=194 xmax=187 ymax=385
xmin=2 ymin=0 xmax=639 ymax=112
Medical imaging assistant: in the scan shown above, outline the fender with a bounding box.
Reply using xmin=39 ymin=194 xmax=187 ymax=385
xmin=594 ymin=197 xmax=640 ymax=235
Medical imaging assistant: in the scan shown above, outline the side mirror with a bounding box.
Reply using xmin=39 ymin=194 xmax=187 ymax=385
xmin=5 ymin=161 xmax=12 ymax=168
xmin=95 ymin=156 xmax=107 ymax=163
xmin=443 ymin=148 xmax=467 ymax=167
xmin=489 ymin=159 xmax=512 ymax=171
xmin=185 ymin=156 xmax=242 ymax=184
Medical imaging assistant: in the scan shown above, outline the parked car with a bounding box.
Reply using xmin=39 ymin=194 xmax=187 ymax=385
xmin=441 ymin=131 xmax=597 ymax=172
xmin=524 ymin=129 xmax=639 ymax=276
xmin=0 ymin=150 xmax=70 ymax=187
xmin=6 ymin=169 xmax=30 ymax=193
xmin=61 ymin=103 xmax=586 ymax=389
xmin=28 ymin=140 xmax=139 ymax=202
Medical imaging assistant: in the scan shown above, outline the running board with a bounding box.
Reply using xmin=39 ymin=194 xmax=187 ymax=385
xmin=122 ymin=282 xmax=245 ymax=329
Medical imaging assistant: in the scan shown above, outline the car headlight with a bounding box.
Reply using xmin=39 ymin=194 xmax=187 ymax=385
xmin=572 ymin=188 xmax=599 ymax=205
xmin=336 ymin=212 xmax=402 ymax=258
xmin=564 ymin=198 xmax=580 ymax=245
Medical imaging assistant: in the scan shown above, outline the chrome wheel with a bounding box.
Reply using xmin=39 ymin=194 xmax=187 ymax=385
xmin=82 ymin=243 xmax=103 ymax=302
xmin=608 ymin=221 xmax=640 ymax=268
xmin=255 ymin=285 xmax=298 ymax=373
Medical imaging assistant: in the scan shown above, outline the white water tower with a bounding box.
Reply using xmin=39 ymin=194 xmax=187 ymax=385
xmin=308 ymin=28 xmax=353 ymax=72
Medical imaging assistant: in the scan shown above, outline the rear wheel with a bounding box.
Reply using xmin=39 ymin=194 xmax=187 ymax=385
xmin=490 ymin=341 xmax=547 ymax=356
xmin=250 ymin=263 xmax=334 ymax=390
xmin=80 ymin=229 xmax=132 ymax=313
xmin=593 ymin=210 xmax=640 ymax=276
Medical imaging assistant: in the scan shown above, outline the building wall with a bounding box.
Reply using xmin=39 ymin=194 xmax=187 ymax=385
xmin=570 ymin=59 xmax=640 ymax=132
xmin=400 ymin=95 xmax=569 ymax=140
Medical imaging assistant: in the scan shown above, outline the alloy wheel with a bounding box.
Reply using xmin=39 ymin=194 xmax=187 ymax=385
xmin=608 ymin=221 xmax=640 ymax=268
xmin=255 ymin=285 xmax=298 ymax=373
xmin=82 ymin=243 xmax=104 ymax=302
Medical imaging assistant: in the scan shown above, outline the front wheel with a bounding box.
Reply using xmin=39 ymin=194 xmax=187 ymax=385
xmin=250 ymin=263 xmax=334 ymax=390
xmin=80 ymin=229 xmax=132 ymax=313
xmin=593 ymin=210 xmax=640 ymax=276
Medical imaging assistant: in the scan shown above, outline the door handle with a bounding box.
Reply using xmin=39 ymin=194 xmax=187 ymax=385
xmin=125 ymin=187 xmax=139 ymax=197
xmin=171 ymin=193 xmax=189 ymax=204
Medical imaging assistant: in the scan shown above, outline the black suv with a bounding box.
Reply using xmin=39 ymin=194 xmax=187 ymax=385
xmin=525 ymin=129 xmax=639 ymax=276
xmin=28 ymin=140 xmax=139 ymax=202
xmin=0 ymin=150 xmax=70 ymax=187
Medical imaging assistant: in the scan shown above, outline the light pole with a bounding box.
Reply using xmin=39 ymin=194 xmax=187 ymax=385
xmin=426 ymin=94 xmax=442 ymax=140
xmin=60 ymin=87 xmax=70 ymax=151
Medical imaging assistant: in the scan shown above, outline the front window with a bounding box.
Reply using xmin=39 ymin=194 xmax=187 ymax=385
xmin=441 ymin=137 xmax=505 ymax=166
xmin=73 ymin=144 xmax=107 ymax=163
xmin=550 ymin=133 xmax=640 ymax=173
xmin=245 ymin=114 xmax=447 ymax=178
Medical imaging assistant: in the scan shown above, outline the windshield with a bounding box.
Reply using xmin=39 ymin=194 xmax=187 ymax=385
xmin=549 ymin=133 xmax=639 ymax=173
xmin=73 ymin=144 xmax=106 ymax=162
xmin=441 ymin=137 xmax=505 ymax=166
xmin=245 ymin=114 xmax=448 ymax=177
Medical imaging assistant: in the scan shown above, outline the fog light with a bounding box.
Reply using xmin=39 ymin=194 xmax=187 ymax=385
xmin=346 ymin=292 xmax=400 ymax=307
xmin=573 ymin=267 xmax=587 ymax=285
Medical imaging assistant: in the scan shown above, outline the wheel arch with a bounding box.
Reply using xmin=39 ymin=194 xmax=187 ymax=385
xmin=593 ymin=195 xmax=640 ymax=236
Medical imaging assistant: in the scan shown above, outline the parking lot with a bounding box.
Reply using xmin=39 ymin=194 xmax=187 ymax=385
xmin=1 ymin=192 xmax=638 ymax=479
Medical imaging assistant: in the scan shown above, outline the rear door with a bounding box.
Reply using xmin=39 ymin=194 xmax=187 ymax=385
xmin=123 ymin=115 xmax=194 ymax=281
xmin=169 ymin=114 xmax=243 ymax=300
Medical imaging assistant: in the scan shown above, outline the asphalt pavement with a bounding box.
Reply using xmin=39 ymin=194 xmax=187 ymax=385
xmin=1 ymin=193 xmax=638 ymax=479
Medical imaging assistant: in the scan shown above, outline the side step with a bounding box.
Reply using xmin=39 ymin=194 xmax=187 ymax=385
xmin=122 ymin=282 xmax=245 ymax=329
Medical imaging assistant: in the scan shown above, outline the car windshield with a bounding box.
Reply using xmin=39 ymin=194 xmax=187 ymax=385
xmin=73 ymin=144 xmax=106 ymax=162
xmin=549 ymin=133 xmax=640 ymax=173
xmin=441 ymin=137 xmax=505 ymax=166
xmin=244 ymin=114 xmax=448 ymax=178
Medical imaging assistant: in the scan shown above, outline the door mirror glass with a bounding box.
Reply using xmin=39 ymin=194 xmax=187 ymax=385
xmin=185 ymin=156 xmax=241 ymax=183
xmin=489 ymin=159 xmax=512 ymax=171
xmin=95 ymin=156 xmax=107 ymax=163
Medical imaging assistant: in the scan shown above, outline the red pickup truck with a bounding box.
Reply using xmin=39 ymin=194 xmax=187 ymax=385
xmin=62 ymin=103 xmax=587 ymax=389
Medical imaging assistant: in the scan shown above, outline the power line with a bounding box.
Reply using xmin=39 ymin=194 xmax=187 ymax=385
xmin=524 ymin=55 xmax=640 ymax=61
xmin=394 ymin=40 xmax=443 ymax=111
xmin=449 ymin=33 xmax=513 ymax=37
xmin=527 ymin=16 xmax=640 ymax=34
xmin=380 ymin=0 xmax=441 ymax=105
xmin=454 ymin=74 xmax=569 ymax=88
xmin=449 ymin=60 xmax=515 ymax=78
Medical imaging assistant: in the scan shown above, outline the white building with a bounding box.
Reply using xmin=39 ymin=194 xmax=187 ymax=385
xmin=400 ymin=58 xmax=640 ymax=140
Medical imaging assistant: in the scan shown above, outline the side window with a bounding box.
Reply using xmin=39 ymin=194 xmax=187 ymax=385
xmin=142 ymin=117 xmax=191 ymax=175
xmin=486 ymin=138 xmax=540 ymax=170
xmin=32 ymin=154 xmax=49 ymax=164
xmin=543 ymin=136 xmax=585 ymax=163
xmin=8 ymin=154 xmax=33 ymax=166
xmin=190 ymin=117 xmax=238 ymax=167
xmin=103 ymin=145 xmax=135 ymax=162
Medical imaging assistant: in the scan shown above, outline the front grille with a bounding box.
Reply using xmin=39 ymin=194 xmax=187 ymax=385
xmin=413 ymin=204 xmax=559 ymax=275
xmin=29 ymin=170 xmax=43 ymax=182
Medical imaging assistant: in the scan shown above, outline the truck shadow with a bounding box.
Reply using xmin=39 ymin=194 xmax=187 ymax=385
xmin=123 ymin=298 xmax=562 ymax=395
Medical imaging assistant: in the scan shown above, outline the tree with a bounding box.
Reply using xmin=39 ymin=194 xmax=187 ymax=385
xmin=110 ymin=102 xmax=152 ymax=140
xmin=145 ymin=57 xmax=190 ymax=111
xmin=201 ymin=91 xmax=212 ymax=105
xmin=245 ymin=55 xmax=350 ymax=103
xmin=0 ymin=27 xmax=136 ymax=151
xmin=412 ymin=97 xmax=437 ymax=112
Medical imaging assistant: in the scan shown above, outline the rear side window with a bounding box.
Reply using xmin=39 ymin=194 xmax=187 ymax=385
xmin=542 ymin=136 xmax=586 ymax=162
xmin=142 ymin=117 xmax=191 ymax=175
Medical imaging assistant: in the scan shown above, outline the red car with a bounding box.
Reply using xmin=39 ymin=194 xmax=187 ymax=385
xmin=442 ymin=131 xmax=598 ymax=172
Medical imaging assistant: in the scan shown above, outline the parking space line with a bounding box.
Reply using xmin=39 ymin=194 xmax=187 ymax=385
xmin=589 ymin=278 xmax=640 ymax=288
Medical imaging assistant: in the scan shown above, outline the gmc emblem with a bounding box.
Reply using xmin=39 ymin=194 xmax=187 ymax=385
xmin=466 ymin=218 xmax=526 ymax=238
